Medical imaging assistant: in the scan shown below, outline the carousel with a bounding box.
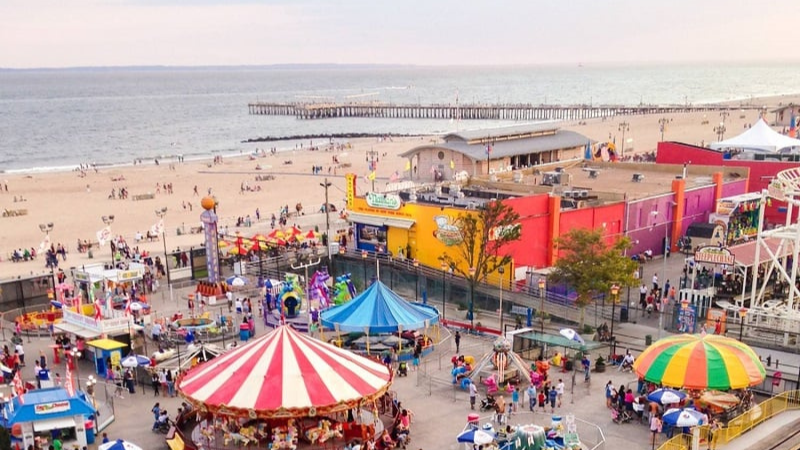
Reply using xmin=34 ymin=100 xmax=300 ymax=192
xmin=173 ymin=325 xmax=393 ymax=450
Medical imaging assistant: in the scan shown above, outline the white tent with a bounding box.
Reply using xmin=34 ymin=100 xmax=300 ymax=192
xmin=710 ymin=119 xmax=800 ymax=153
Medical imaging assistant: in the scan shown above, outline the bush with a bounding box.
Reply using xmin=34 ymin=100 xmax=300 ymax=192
xmin=456 ymin=302 xmax=468 ymax=311
xmin=582 ymin=324 xmax=594 ymax=335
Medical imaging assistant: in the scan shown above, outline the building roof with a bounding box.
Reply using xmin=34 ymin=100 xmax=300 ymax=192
xmin=443 ymin=123 xmax=560 ymax=143
xmin=770 ymin=104 xmax=798 ymax=114
xmin=7 ymin=387 xmax=96 ymax=424
xmin=400 ymin=129 xmax=591 ymax=161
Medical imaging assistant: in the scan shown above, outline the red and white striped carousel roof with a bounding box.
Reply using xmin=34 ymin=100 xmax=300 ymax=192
xmin=177 ymin=325 xmax=392 ymax=416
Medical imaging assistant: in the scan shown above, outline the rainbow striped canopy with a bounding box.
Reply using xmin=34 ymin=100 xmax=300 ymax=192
xmin=633 ymin=334 xmax=765 ymax=390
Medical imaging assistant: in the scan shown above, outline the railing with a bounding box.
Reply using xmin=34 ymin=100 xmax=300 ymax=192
xmin=656 ymin=390 xmax=800 ymax=450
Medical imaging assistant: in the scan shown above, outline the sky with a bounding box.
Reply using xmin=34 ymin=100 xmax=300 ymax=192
xmin=2 ymin=0 xmax=798 ymax=68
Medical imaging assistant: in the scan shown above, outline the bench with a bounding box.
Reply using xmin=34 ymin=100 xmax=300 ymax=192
xmin=132 ymin=193 xmax=155 ymax=201
xmin=2 ymin=209 xmax=28 ymax=217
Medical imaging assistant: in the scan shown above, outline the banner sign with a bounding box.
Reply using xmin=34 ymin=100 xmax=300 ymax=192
xmin=694 ymin=246 xmax=735 ymax=265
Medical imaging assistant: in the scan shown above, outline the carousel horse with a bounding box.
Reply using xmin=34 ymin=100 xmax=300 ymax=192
xmin=306 ymin=419 xmax=336 ymax=443
xmin=239 ymin=426 xmax=258 ymax=444
xmin=200 ymin=427 xmax=215 ymax=442
xmin=308 ymin=269 xmax=332 ymax=309
xmin=483 ymin=373 xmax=499 ymax=395
xmin=224 ymin=431 xmax=252 ymax=447
xmin=332 ymin=274 xmax=357 ymax=305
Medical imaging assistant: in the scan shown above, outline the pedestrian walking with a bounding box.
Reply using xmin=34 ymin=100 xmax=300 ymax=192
xmin=152 ymin=372 xmax=161 ymax=396
xmin=526 ymin=384 xmax=536 ymax=411
xmin=511 ymin=386 xmax=519 ymax=413
xmin=469 ymin=380 xmax=478 ymax=410
xmin=455 ymin=331 xmax=461 ymax=354
xmin=556 ymin=379 xmax=565 ymax=407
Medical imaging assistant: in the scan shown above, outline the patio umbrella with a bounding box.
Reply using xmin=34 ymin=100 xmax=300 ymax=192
xmin=647 ymin=388 xmax=687 ymax=405
xmin=662 ymin=408 xmax=706 ymax=427
xmin=268 ymin=229 xmax=285 ymax=239
xmin=457 ymin=428 xmax=496 ymax=445
xmin=120 ymin=354 xmax=151 ymax=368
xmin=559 ymin=328 xmax=585 ymax=345
xmin=226 ymin=276 xmax=248 ymax=287
xmin=633 ymin=334 xmax=765 ymax=390
xmin=251 ymin=233 xmax=269 ymax=242
xmin=305 ymin=230 xmax=321 ymax=240
xmin=128 ymin=301 xmax=149 ymax=312
xmin=218 ymin=240 xmax=230 ymax=248
xmin=99 ymin=439 xmax=144 ymax=450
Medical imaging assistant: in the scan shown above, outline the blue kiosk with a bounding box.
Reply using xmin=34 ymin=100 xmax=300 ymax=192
xmin=4 ymin=387 xmax=96 ymax=449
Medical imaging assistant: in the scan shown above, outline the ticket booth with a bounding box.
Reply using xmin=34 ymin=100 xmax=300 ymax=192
xmin=4 ymin=387 xmax=96 ymax=449
xmin=85 ymin=339 xmax=127 ymax=378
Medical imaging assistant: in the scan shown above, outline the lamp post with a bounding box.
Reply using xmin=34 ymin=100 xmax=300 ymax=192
xmin=618 ymin=122 xmax=630 ymax=158
xmin=538 ymin=278 xmax=546 ymax=334
xmin=468 ymin=267 xmax=476 ymax=329
xmin=101 ymin=215 xmax=115 ymax=268
xmin=498 ymin=266 xmax=505 ymax=334
xmin=39 ymin=222 xmax=57 ymax=295
xmin=440 ymin=260 xmax=447 ymax=322
xmin=658 ymin=118 xmax=668 ymax=142
xmin=720 ymin=110 xmax=730 ymax=124
xmin=714 ymin=122 xmax=727 ymax=141
xmin=413 ymin=259 xmax=419 ymax=302
xmin=610 ymin=284 xmax=620 ymax=357
xmin=361 ymin=250 xmax=368 ymax=286
xmin=155 ymin=207 xmax=171 ymax=286
xmin=320 ymin=178 xmax=332 ymax=262
xmin=738 ymin=307 xmax=747 ymax=342
xmin=70 ymin=347 xmax=82 ymax=387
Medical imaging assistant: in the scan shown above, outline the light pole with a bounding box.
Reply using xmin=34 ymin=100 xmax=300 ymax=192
xmin=440 ymin=260 xmax=447 ymax=322
xmin=361 ymin=250 xmax=368 ymax=286
xmin=320 ymin=178 xmax=332 ymax=262
xmin=498 ymin=266 xmax=505 ymax=334
xmin=720 ymin=110 xmax=730 ymax=124
xmin=658 ymin=118 xmax=668 ymax=142
xmin=101 ymin=215 xmax=115 ymax=268
xmin=618 ymin=122 xmax=630 ymax=158
xmin=610 ymin=284 xmax=620 ymax=357
xmin=468 ymin=267 xmax=476 ymax=329
xmin=738 ymin=307 xmax=747 ymax=342
xmin=155 ymin=207 xmax=171 ymax=286
xmin=39 ymin=223 xmax=57 ymax=293
xmin=70 ymin=347 xmax=82 ymax=387
xmin=538 ymin=278 xmax=546 ymax=334
xmin=413 ymin=259 xmax=419 ymax=302
xmin=652 ymin=210 xmax=670 ymax=340
xmin=714 ymin=122 xmax=727 ymax=141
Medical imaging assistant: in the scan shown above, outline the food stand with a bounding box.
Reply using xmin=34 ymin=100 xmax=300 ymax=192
xmin=4 ymin=387 xmax=96 ymax=449
xmin=86 ymin=339 xmax=128 ymax=378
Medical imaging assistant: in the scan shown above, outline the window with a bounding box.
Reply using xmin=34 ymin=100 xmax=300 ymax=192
xmin=437 ymin=151 xmax=445 ymax=160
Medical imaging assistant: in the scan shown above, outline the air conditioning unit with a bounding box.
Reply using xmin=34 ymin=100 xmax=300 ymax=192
xmin=579 ymin=190 xmax=589 ymax=198
xmin=563 ymin=191 xmax=574 ymax=198
xmin=467 ymin=201 xmax=477 ymax=210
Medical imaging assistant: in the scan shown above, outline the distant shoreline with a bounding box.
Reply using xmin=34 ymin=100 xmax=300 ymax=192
xmin=241 ymin=133 xmax=421 ymax=143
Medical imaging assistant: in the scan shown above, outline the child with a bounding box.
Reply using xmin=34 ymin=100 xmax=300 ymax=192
xmin=538 ymin=389 xmax=547 ymax=413
xmin=511 ymin=386 xmax=519 ymax=414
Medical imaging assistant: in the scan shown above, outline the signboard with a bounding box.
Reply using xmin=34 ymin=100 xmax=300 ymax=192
xmin=35 ymin=401 xmax=70 ymax=415
xmin=366 ymin=192 xmax=402 ymax=210
xmin=63 ymin=309 xmax=102 ymax=332
xmin=768 ymin=180 xmax=787 ymax=202
xmin=510 ymin=305 xmax=529 ymax=316
xmin=73 ymin=271 xmax=90 ymax=282
xmin=117 ymin=270 xmax=141 ymax=282
xmin=676 ymin=304 xmax=697 ymax=334
xmin=716 ymin=200 xmax=737 ymax=216
xmin=345 ymin=173 xmax=356 ymax=208
xmin=694 ymin=246 xmax=735 ymax=265
xmin=433 ymin=215 xmax=462 ymax=246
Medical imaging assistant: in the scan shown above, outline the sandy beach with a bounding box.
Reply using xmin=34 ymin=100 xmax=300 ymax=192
xmin=3 ymin=93 xmax=799 ymax=280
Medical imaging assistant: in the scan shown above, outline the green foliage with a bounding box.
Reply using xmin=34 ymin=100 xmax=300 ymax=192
xmin=0 ymin=426 xmax=10 ymax=450
xmin=582 ymin=324 xmax=594 ymax=335
xmin=549 ymin=228 xmax=639 ymax=327
xmin=595 ymin=355 xmax=606 ymax=366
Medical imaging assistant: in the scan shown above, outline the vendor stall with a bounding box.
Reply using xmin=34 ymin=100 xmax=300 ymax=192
xmin=709 ymin=193 xmax=764 ymax=246
xmin=4 ymin=387 xmax=96 ymax=449
xmin=86 ymin=339 xmax=128 ymax=378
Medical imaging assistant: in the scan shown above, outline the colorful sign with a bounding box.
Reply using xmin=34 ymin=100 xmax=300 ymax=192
xmin=34 ymin=401 xmax=70 ymax=415
xmin=345 ymin=173 xmax=356 ymax=208
xmin=117 ymin=270 xmax=141 ymax=281
xmin=676 ymin=304 xmax=697 ymax=334
xmin=489 ymin=224 xmax=521 ymax=241
xmin=433 ymin=215 xmax=463 ymax=246
xmin=366 ymin=192 xmax=401 ymax=210
xmin=716 ymin=200 xmax=737 ymax=215
xmin=694 ymin=246 xmax=735 ymax=265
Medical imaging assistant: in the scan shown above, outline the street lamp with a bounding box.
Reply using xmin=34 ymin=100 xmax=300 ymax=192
xmin=538 ymin=278 xmax=546 ymax=334
xmin=155 ymin=207 xmax=171 ymax=286
xmin=361 ymin=250 xmax=368 ymax=286
xmin=720 ymin=110 xmax=730 ymax=124
xmin=618 ymin=122 xmax=630 ymax=158
xmin=320 ymin=178 xmax=332 ymax=262
xmin=498 ymin=266 xmax=505 ymax=334
xmin=101 ymin=215 xmax=115 ymax=268
xmin=610 ymin=284 xmax=620 ymax=357
xmin=738 ymin=307 xmax=747 ymax=342
xmin=413 ymin=259 xmax=419 ymax=302
xmin=39 ymin=223 xmax=57 ymax=296
xmin=652 ymin=210 xmax=670 ymax=340
xmin=440 ymin=260 xmax=448 ymax=322
xmin=70 ymin=347 xmax=82 ymax=387
xmin=468 ymin=267 xmax=476 ymax=329
xmin=658 ymin=118 xmax=668 ymax=142
xmin=714 ymin=122 xmax=727 ymax=141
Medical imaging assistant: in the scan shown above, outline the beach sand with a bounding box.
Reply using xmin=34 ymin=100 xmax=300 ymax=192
xmin=3 ymin=94 xmax=799 ymax=280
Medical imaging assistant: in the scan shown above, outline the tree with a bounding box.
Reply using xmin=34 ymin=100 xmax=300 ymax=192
xmin=441 ymin=199 xmax=521 ymax=328
xmin=548 ymin=228 xmax=639 ymax=329
xmin=0 ymin=425 xmax=10 ymax=450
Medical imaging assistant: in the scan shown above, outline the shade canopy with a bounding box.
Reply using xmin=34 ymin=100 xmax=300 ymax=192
xmin=177 ymin=325 xmax=392 ymax=419
xmin=633 ymin=334 xmax=765 ymax=390
xmin=662 ymin=408 xmax=706 ymax=427
xmin=99 ymin=440 xmax=144 ymax=450
xmin=320 ymin=281 xmax=439 ymax=333
xmin=710 ymin=119 xmax=800 ymax=153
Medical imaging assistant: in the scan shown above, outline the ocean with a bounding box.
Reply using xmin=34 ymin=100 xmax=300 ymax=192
xmin=1 ymin=63 xmax=798 ymax=173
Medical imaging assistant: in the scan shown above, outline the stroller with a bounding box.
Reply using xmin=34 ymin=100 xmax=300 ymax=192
xmin=611 ymin=405 xmax=633 ymax=424
xmin=480 ymin=395 xmax=497 ymax=412
xmin=397 ymin=362 xmax=408 ymax=377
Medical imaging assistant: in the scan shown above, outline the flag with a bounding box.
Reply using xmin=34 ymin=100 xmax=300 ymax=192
xmin=486 ymin=143 xmax=493 ymax=156
xmin=389 ymin=171 xmax=400 ymax=182
xmin=584 ymin=142 xmax=592 ymax=160
xmin=96 ymin=226 xmax=112 ymax=247
xmin=13 ymin=370 xmax=25 ymax=396
xmin=367 ymin=171 xmax=376 ymax=181
xmin=404 ymin=160 xmax=411 ymax=171
xmin=450 ymin=160 xmax=455 ymax=169
xmin=64 ymin=365 xmax=75 ymax=397
xmin=790 ymin=114 xmax=797 ymax=138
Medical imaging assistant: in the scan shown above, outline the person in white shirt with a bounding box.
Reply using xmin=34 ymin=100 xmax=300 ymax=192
xmin=15 ymin=343 xmax=24 ymax=366
xmin=556 ymin=379 xmax=565 ymax=407
xmin=620 ymin=351 xmax=635 ymax=372
xmin=652 ymin=273 xmax=659 ymax=290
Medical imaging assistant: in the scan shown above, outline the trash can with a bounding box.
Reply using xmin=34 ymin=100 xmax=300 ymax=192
xmin=620 ymin=307 xmax=629 ymax=323
xmin=239 ymin=323 xmax=250 ymax=342
xmin=467 ymin=413 xmax=480 ymax=427
xmin=85 ymin=421 xmax=95 ymax=444
xmin=645 ymin=334 xmax=652 ymax=346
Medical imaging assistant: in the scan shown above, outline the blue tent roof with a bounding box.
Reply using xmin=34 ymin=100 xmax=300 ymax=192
xmin=320 ymin=281 xmax=439 ymax=333
xmin=5 ymin=387 xmax=95 ymax=424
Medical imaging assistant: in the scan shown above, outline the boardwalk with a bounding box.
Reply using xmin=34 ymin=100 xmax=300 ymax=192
xmin=248 ymin=101 xmax=756 ymax=121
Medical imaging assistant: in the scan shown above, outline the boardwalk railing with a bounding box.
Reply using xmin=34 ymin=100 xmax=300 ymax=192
xmin=248 ymin=101 xmax=752 ymax=121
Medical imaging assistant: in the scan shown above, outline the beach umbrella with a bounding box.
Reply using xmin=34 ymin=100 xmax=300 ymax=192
xmin=457 ymin=429 xmax=496 ymax=445
xmin=226 ymin=276 xmax=248 ymax=287
xmin=305 ymin=230 xmax=321 ymax=240
xmin=251 ymin=233 xmax=269 ymax=242
xmin=0 ymin=363 xmax=12 ymax=374
xmin=218 ymin=240 xmax=230 ymax=248
xmin=99 ymin=439 xmax=144 ymax=450
xmin=633 ymin=334 xmax=765 ymax=390
xmin=662 ymin=408 xmax=706 ymax=427
xmin=647 ymin=388 xmax=687 ymax=405
xmin=559 ymin=328 xmax=585 ymax=345
xmin=120 ymin=354 xmax=151 ymax=368
xmin=268 ymin=229 xmax=285 ymax=239
xmin=128 ymin=302 xmax=148 ymax=312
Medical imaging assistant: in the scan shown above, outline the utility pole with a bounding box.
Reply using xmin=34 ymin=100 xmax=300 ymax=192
xmin=658 ymin=118 xmax=668 ymax=142
xmin=320 ymin=178 xmax=332 ymax=262
xmin=618 ymin=122 xmax=630 ymax=158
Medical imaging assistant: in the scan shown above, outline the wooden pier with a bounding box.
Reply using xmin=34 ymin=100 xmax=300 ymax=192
xmin=248 ymin=102 xmax=753 ymax=121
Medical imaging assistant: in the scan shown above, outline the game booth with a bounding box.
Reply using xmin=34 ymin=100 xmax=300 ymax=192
xmin=171 ymin=325 xmax=394 ymax=450
xmin=709 ymin=192 xmax=764 ymax=246
xmin=3 ymin=387 xmax=97 ymax=449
